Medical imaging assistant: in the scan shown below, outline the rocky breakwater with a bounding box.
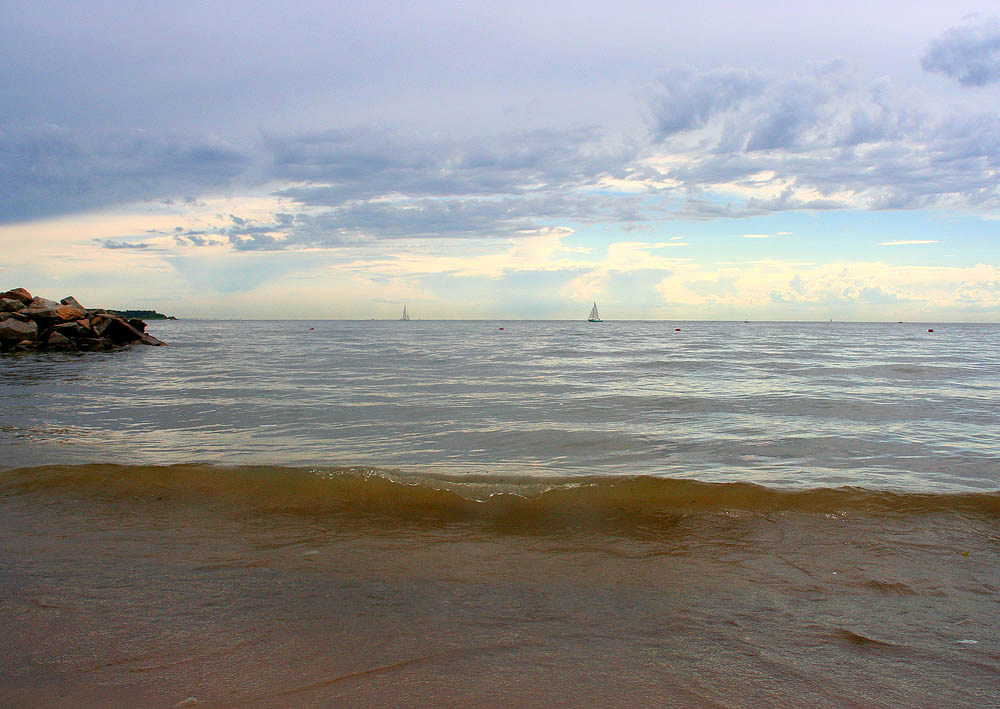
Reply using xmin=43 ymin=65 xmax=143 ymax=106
xmin=0 ymin=287 xmax=166 ymax=353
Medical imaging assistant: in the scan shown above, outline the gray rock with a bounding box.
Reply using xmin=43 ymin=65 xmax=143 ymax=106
xmin=0 ymin=298 xmax=23 ymax=313
xmin=28 ymin=296 xmax=61 ymax=310
xmin=0 ymin=318 xmax=38 ymax=341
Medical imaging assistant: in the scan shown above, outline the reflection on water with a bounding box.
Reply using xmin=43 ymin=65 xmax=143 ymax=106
xmin=3 ymin=320 xmax=1000 ymax=491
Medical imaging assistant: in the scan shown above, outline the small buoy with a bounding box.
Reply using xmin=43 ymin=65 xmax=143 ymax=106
xmin=309 ymin=327 xmax=315 ymax=330
xmin=928 ymin=328 xmax=933 ymax=332
xmin=675 ymin=328 xmax=681 ymax=331
xmin=499 ymin=327 xmax=504 ymax=330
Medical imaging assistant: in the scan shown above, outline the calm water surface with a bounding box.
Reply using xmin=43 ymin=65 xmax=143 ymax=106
xmin=2 ymin=319 xmax=999 ymax=490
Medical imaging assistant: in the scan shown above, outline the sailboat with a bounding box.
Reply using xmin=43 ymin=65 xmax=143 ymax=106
xmin=587 ymin=302 xmax=602 ymax=322
xmin=401 ymin=306 xmax=410 ymax=321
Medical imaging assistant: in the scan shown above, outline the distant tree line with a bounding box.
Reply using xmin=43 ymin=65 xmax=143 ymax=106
xmin=112 ymin=309 xmax=176 ymax=320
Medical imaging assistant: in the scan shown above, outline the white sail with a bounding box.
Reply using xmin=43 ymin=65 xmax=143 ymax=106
xmin=401 ymin=306 xmax=409 ymax=321
xmin=588 ymin=302 xmax=601 ymax=321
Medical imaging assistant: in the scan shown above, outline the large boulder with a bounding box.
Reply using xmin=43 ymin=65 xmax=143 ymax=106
xmin=0 ymin=298 xmax=23 ymax=313
xmin=101 ymin=316 xmax=164 ymax=346
xmin=21 ymin=296 xmax=86 ymax=322
xmin=0 ymin=318 xmax=38 ymax=342
xmin=0 ymin=288 xmax=32 ymax=305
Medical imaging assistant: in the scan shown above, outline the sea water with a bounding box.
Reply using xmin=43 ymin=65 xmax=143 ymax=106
xmin=2 ymin=320 xmax=998 ymax=706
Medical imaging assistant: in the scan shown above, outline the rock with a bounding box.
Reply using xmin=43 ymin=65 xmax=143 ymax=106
xmin=0 ymin=288 xmax=32 ymax=304
xmin=23 ymin=303 xmax=85 ymax=322
xmin=102 ymin=317 xmax=147 ymax=346
xmin=29 ymin=296 xmax=61 ymax=309
xmin=1 ymin=288 xmax=167 ymax=352
xmin=45 ymin=330 xmax=76 ymax=349
xmin=21 ymin=298 xmax=62 ymax=319
xmin=0 ymin=318 xmax=38 ymax=342
xmin=91 ymin=315 xmax=112 ymax=335
xmin=53 ymin=321 xmax=87 ymax=338
xmin=53 ymin=304 xmax=87 ymax=321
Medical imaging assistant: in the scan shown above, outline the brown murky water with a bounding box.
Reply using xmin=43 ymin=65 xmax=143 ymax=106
xmin=2 ymin=465 xmax=998 ymax=707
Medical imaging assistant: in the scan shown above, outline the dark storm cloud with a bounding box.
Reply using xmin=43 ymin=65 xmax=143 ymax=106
xmin=922 ymin=16 xmax=1000 ymax=86
xmin=0 ymin=124 xmax=250 ymax=224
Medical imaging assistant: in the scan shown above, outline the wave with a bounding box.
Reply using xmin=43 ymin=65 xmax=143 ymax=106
xmin=2 ymin=464 xmax=997 ymax=526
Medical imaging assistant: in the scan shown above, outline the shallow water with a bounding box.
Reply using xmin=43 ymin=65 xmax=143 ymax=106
xmin=2 ymin=320 xmax=999 ymax=706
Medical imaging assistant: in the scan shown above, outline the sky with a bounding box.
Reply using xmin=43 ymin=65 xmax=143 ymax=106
xmin=1 ymin=1 xmax=999 ymax=320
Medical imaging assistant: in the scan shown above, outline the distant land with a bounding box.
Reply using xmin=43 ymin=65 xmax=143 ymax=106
xmin=112 ymin=309 xmax=176 ymax=320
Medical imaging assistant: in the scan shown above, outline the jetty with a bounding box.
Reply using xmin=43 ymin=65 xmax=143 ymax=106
xmin=0 ymin=287 xmax=166 ymax=352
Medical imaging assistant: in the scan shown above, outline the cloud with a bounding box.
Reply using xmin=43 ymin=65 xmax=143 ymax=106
xmin=648 ymin=65 xmax=765 ymax=137
xmin=202 ymin=126 xmax=650 ymax=249
xmin=4 ymin=56 xmax=1000 ymax=246
xmin=0 ymin=124 xmax=250 ymax=224
xmin=922 ymin=17 xmax=1000 ymax=86
xmin=879 ymin=240 xmax=939 ymax=246
xmin=644 ymin=63 xmax=1000 ymax=216
xmin=97 ymin=239 xmax=150 ymax=250
xmin=265 ymin=127 xmax=637 ymax=203
xmin=654 ymin=258 xmax=1000 ymax=313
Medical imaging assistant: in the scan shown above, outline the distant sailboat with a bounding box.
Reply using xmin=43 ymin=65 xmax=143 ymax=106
xmin=588 ymin=302 xmax=602 ymax=322
xmin=401 ymin=306 xmax=410 ymax=321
